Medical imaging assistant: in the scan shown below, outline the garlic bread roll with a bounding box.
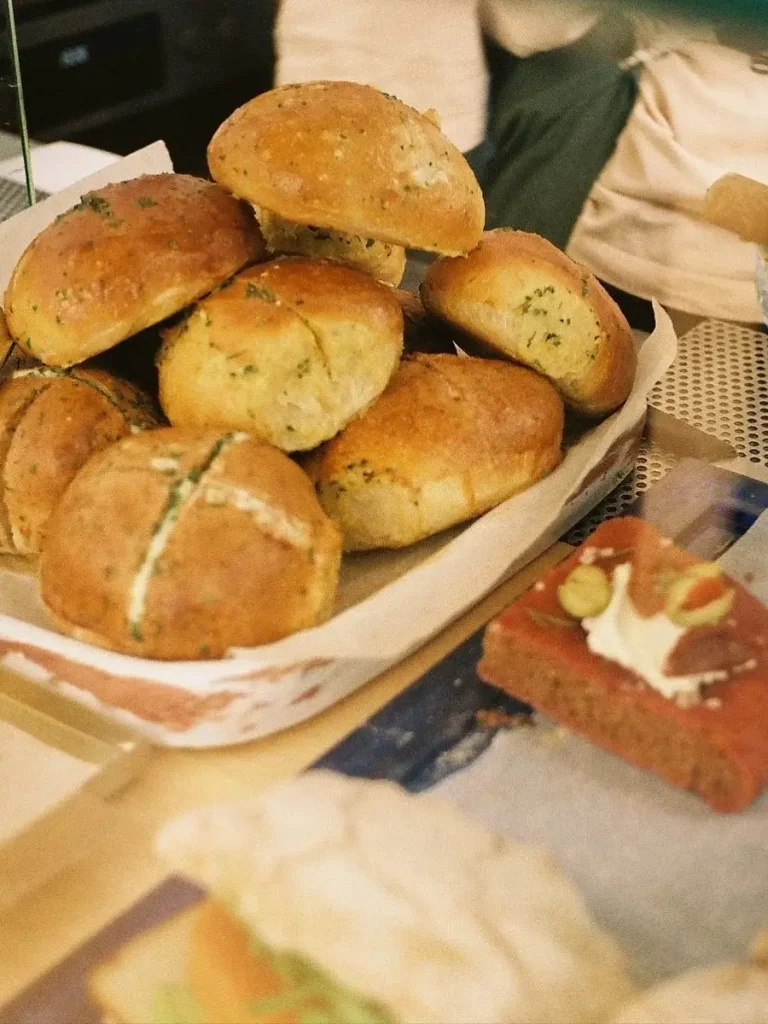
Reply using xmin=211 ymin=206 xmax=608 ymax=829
xmin=5 ymin=174 xmax=265 ymax=367
xmin=0 ymin=366 xmax=157 ymax=556
xmin=307 ymin=352 xmax=564 ymax=550
xmin=40 ymin=427 xmax=342 ymax=659
xmin=157 ymin=258 xmax=404 ymax=452
xmin=422 ymin=229 xmax=636 ymax=416
xmin=208 ymin=80 xmax=485 ymax=256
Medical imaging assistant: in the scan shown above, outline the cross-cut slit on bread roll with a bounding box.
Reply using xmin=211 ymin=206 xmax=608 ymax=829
xmin=208 ymin=80 xmax=485 ymax=256
xmin=157 ymin=257 xmax=404 ymax=452
xmin=0 ymin=366 xmax=158 ymax=556
xmin=421 ymin=230 xmax=637 ymax=416
xmin=4 ymin=174 xmax=265 ymax=368
xmin=306 ymin=352 xmax=564 ymax=550
xmin=40 ymin=427 xmax=342 ymax=659
xmin=256 ymin=207 xmax=407 ymax=287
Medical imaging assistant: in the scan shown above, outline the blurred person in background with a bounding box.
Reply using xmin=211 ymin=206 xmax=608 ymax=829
xmin=274 ymin=1 xmax=768 ymax=328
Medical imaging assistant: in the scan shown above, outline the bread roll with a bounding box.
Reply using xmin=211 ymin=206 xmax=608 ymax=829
xmin=704 ymin=173 xmax=768 ymax=245
xmin=208 ymin=81 xmax=485 ymax=256
xmin=5 ymin=174 xmax=265 ymax=367
xmin=421 ymin=230 xmax=637 ymax=416
xmin=306 ymin=352 xmax=564 ymax=550
xmin=256 ymin=207 xmax=406 ymax=286
xmin=0 ymin=309 xmax=13 ymax=369
xmin=157 ymin=258 xmax=403 ymax=452
xmin=0 ymin=366 xmax=158 ymax=556
xmin=40 ymin=428 xmax=342 ymax=659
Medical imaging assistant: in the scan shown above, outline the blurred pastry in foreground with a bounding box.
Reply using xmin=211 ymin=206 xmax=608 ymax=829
xmin=90 ymin=771 xmax=634 ymax=1024
xmin=0 ymin=366 xmax=157 ymax=556
xmin=256 ymin=208 xmax=407 ymax=286
xmin=703 ymin=173 xmax=768 ymax=245
xmin=157 ymin=258 xmax=403 ymax=452
xmin=208 ymin=80 xmax=485 ymax=259
xmin=40 ymin=427 xmax=341 ymax=659
xmin=613 ymin=929 xmax=768 ymax=1023
xmin=5 ymin=174 xmax=265 ymax=367
xmin=479 ymin=516 xmax=768 ymax=812
xmin=307 ymin=352 xmax=563 ymax=550
xmin=421 ymin=229 xmax=636 ymax=416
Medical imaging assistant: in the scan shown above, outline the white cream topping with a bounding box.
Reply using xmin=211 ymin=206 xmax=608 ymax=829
xmin=12 ymin=367 xmax=64 ymax=379
xmin=202 ymin=483 xmax=312 ymax=550
xmin=127 ymin=477 xmax=197 ymax=637
xmin=582 ymin=563 xmax=727 ymax=700
xmin=150 ymin=457 xmax=179 ymax=473
xmin=127 ymin=433 xmax=250 ymax=639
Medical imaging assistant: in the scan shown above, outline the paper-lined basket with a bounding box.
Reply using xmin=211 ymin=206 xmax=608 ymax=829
xmin=0 ymin=143 xmax=677 ymax=747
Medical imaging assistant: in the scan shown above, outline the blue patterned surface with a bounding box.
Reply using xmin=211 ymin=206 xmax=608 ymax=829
xmin=313 ymin=630 xmax=531 ymax=792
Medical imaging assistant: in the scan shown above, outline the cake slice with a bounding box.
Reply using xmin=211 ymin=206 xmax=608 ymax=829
xmin=478 ymin=516 xmax=768 ymax=812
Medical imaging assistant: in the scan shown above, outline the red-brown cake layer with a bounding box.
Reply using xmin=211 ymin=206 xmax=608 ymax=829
xmin=478 ymin=517 xmax=768 ymax=812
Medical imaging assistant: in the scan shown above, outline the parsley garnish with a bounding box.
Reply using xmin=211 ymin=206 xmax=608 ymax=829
xmin=76 ymin=193 xmax=112 ymax=217
xmin=245 ymin=282 xmax=277 ymax=302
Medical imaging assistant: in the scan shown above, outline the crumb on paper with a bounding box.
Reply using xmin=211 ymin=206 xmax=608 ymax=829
xmin=431 ymin=730 xmax=491 ymax=774
xmin=475 ymin=708 xmax=533 ymax=731
xmin=538 ymin=725 xmax=570 ymax=751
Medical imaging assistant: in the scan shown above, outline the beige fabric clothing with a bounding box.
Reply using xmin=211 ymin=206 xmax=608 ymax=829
xmin=274 ymin=1 xmax=594 ymax=153
xmin=568 ymin=40 xmax=768 ymax=322
xmin=274 ymin=0 xmax=489 ymax=153
xmin=274 ymin=1 xmax=767 ymax=321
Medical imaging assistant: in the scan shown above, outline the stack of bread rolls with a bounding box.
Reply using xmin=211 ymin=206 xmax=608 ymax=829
xmin=0 ymin=80 xmax=637 ymax=660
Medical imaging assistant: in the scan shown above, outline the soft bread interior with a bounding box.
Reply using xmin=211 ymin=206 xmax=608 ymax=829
xmin=256 ymin=208 xmax=406 ymax=286
xmin=89 ymin=905 xmax=199 ymax=1024
xmin=437 ymin=270 xmax=605 ymax=403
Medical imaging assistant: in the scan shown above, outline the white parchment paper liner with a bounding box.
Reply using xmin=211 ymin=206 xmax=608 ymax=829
xmin=0 ymin=146 xmax=677 ymax=746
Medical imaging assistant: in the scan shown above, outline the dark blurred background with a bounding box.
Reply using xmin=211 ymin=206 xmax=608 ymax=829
xmin=0 ymin=0 xmax=278 ymax=175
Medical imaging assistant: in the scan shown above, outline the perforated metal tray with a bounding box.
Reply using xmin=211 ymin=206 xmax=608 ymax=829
xmin=566 ymin=319 xmax=768 ymax=544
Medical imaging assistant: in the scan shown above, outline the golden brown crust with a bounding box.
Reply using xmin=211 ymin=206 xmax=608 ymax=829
xmin=208 ymin=81 xmax=484 ymax=255
xmin=4 ymin=174 xmax=265 ymax=367
xmin=157 ymin=258 xmax=404 ymax=452
xmin=703 ymin=173 xmax=768 ymax=245
xmin=0 ymin=367 xmax=158 ymax=555
xmin=40 ymin=427 xmax=342 ymax=659
xmin=256 ymin=208 xmax=406 ymax=286
xmin=0 ymin=308 xmax=14 ymax=369
xmin=305 ymin=352 xmax=563 ymax=550
xmin=421 ymin=230 xmax=637 ymax=416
